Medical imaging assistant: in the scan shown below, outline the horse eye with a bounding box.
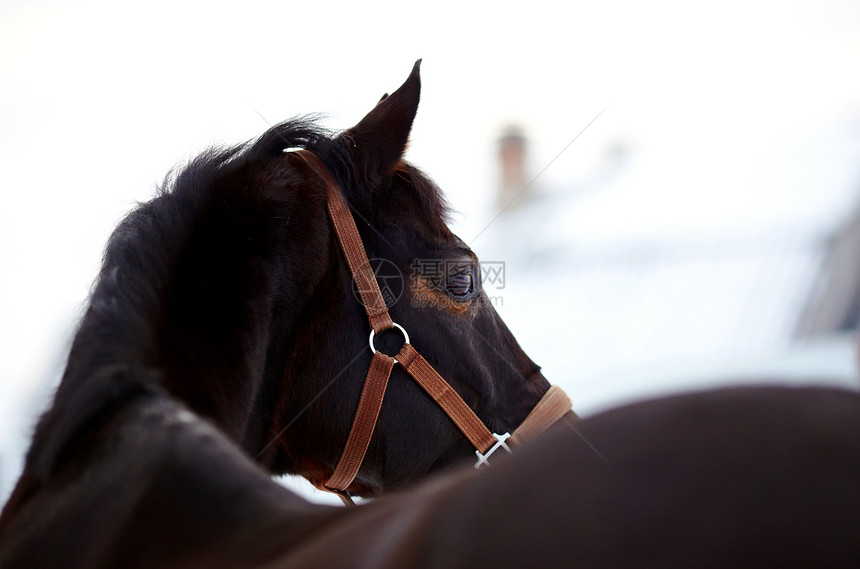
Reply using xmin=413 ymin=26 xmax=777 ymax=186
xmin=447 ymin=272 xmax=473 ymax=297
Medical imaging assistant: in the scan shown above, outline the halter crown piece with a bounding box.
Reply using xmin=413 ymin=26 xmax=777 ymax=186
xmin=292 ymin=151 xmax=573 ymax=504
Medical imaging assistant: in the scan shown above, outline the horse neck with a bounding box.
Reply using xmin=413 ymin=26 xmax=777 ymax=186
xmin=36 ymin=159 xmax=332 ymax=475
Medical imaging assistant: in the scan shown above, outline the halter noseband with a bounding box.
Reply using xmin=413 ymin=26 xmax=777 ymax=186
xmin=292 ymin=150 xmax=573 ymax=504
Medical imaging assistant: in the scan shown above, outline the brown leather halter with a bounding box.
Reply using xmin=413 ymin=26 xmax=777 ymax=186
xmin=292 ymin=150 xmax=573 ymax=504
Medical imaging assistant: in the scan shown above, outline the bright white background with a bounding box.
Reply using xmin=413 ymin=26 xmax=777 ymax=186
xmin=2 ymin=0 xmax=860 ymax=503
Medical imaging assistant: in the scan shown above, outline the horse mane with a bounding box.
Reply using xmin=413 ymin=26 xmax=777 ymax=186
xmin=26 ymin=120 xmax=322 ymax=477
xmin=23 ymin=116 xmax=450 ymax=483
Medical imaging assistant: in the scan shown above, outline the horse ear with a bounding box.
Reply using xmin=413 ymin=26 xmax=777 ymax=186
xmin=343 ymin=60 xmax=421 ymax=187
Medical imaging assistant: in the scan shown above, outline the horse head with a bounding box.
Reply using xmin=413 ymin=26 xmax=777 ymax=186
xmin=256 ymin=62 xmax=561 ymax=496
xmin=9 ymin=63 xmax=566 ymax=510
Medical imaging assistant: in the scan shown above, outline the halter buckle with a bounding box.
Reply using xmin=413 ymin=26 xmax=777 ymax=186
xmin=474 ymin=432 xmax=512 ymax=468
xmin=368 ymin=323 xmax=410 ymax=364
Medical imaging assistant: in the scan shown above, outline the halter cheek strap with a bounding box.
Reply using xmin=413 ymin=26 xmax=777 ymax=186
xmin=292 ymin=150 xmax=573 ymax=502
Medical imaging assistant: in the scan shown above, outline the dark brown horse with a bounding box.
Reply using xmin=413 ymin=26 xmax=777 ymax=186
xmin=1 ymin=63 xmax=859 ymax=568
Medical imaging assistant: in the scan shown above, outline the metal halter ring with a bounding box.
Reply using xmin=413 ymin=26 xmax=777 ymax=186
xmin=368 ymin=323 xmax=410 ymax=364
